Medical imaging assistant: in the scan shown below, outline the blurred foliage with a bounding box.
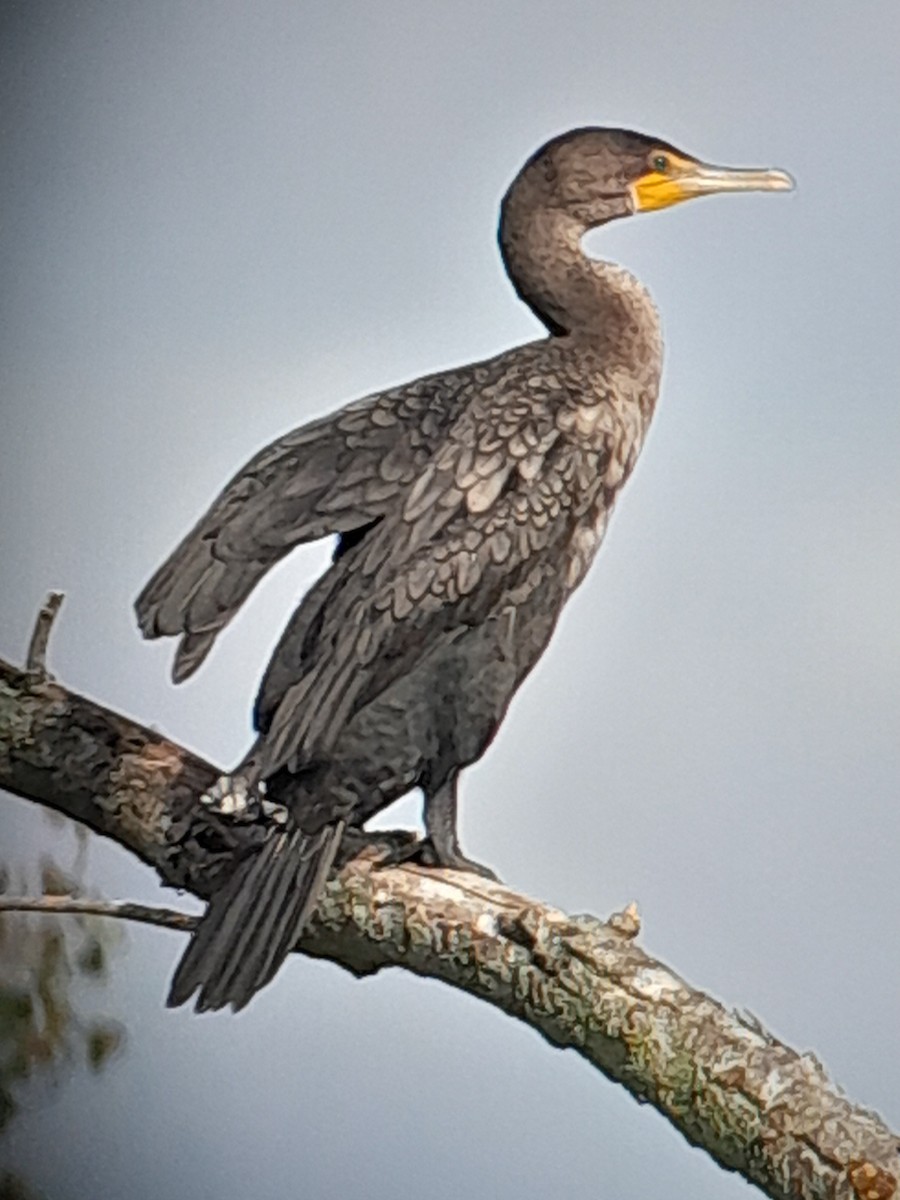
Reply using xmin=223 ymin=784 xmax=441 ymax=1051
xmin=0 ymin=819 xmax=126 ymax=1142
xmin=0 ymin=1170 xmax=45 ymax=1199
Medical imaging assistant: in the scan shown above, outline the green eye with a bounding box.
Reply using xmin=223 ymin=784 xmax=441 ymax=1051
xmin=652 ymin=154 xmax=668 ymax=172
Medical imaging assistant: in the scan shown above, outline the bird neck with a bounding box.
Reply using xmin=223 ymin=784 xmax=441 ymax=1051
xmin=499 ymin=203 xmax=661 ymax=364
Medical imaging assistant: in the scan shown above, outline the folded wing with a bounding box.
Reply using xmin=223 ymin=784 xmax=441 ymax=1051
xmin=254 ymin=393 xmax=611 ymax=778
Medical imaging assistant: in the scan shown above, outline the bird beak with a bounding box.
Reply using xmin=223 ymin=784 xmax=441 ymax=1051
xmin=631 ymin=155 xmax=795 ymax=213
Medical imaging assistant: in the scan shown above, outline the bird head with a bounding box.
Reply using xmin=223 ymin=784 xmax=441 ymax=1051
xmin=513 ymin=127 xmax=794 ymax=229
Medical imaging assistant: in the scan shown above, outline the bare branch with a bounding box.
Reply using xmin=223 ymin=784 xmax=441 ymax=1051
xmin=0 ymin=647 xmax=897 ymax=1200
xmin=25 ymin=590 xmax=65 ymax=677
xmin=0 ymin=895 xmax=198 ymax=934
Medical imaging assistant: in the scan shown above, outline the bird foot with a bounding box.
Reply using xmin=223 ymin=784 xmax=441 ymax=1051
xmin=200 ymin=775 xmax=288 ymax=825
xmin=376 ymin=836 xmax=499 ymax=881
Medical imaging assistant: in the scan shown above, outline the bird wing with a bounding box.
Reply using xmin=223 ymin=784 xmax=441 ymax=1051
xmin=255 ymin=389 xmax=613 ymax=778
xmin=134 ymin=371 xmax=470 ymax=682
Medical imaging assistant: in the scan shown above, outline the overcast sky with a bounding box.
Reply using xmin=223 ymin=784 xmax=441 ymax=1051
xmin=2 ymin=3 xmax=898 ymax=1198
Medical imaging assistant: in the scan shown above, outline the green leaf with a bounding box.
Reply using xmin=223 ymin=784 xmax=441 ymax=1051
xmin=85 ymin=1022 xmax=124 ymax=1073
xmin=76 ymin=938 xmax=105 ymax=978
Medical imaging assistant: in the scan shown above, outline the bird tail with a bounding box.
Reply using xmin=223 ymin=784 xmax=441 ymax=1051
xmin=167 ymin=820 xmax=345 ymax=1012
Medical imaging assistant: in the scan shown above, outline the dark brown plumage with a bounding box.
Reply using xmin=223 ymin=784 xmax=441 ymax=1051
xmin=136 ymin=127 xmax=791 ymax=1010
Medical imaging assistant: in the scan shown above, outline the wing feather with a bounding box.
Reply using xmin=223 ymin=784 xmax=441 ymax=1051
xmin=135 ymin=374 xmax=467 ymax=680
xmin=254 ymin=404 xmax=608 ymax=778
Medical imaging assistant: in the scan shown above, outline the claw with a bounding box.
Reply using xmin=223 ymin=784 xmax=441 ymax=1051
xmin=260 ymin=797 xmax=289 ymax=825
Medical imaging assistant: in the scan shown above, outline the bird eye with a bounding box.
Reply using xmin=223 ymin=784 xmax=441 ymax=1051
xmin=652 ymin=154 xmax=669 ymax=173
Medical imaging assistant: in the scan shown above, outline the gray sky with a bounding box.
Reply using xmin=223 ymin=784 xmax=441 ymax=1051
xmin=2 ymin=3 xmax=898 ymax=1198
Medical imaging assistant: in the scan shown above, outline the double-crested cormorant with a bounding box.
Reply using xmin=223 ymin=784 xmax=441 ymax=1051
xmin=136 ymin=128 xmax=792 ymax=1011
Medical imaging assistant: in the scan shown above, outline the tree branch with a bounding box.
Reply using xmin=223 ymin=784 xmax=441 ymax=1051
xmin=0 ymin=607 xmax=897 ymax=1200
xmin=24 ymin=590 xmax=65 ymax=676
xmin=0 ymin=895 xmax=198 ymax=934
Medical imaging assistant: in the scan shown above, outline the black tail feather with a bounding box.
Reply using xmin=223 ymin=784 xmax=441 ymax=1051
xmin=167 ymin=820 xmax=345 ymax=1012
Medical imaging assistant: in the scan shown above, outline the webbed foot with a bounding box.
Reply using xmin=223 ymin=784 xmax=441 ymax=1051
xmin=376 ymin=836 xmax=499 ymax=881
xmin=200 ymin=775 xmax=288 ymax=826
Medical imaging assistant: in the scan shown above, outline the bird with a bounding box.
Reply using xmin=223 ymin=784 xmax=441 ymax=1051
xmin=135 ymin=127 xmax=792 ymax=1011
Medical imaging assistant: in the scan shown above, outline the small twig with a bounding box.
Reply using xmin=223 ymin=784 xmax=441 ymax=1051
xmin=0 ymin=895 xmax=198 ymax=934
xmin=25 ymin=590 xmax=65 ymax=676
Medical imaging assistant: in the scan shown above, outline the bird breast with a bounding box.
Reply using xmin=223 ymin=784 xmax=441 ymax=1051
xmin=555 ymin=364 xmax=655 ymax=488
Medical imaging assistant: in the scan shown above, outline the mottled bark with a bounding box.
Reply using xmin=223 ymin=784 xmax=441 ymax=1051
xmin=0 ymin=649 xmax=897 ymax=1200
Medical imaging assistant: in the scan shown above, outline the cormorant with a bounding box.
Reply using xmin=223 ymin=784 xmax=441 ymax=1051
xmin=136 ymin=128 xmax=792 ymax=1011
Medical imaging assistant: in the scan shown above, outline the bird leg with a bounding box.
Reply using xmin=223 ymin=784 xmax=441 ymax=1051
xmin=375 ymin=776 xmax=499 ymax=880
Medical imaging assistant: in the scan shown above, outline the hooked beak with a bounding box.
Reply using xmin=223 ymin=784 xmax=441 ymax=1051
xmin=630 ymin=155 xmax=794 ymax=213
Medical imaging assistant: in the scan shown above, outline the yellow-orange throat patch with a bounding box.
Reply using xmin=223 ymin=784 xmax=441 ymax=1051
xmin=630 ymin=153 xmax=700 ymax=212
